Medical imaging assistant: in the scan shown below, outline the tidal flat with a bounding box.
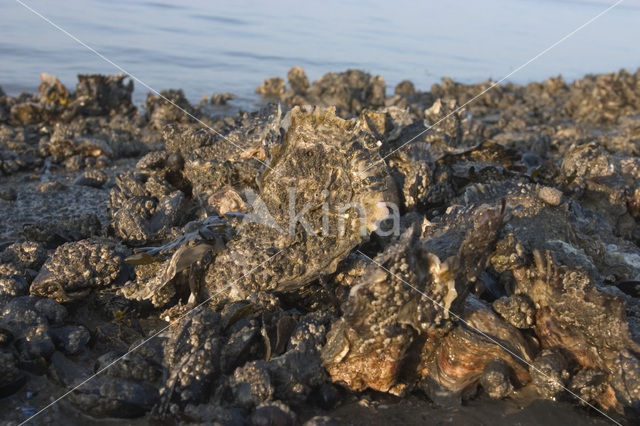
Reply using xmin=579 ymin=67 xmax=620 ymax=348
xmin=1 ymin=67 xmax=640 ymax=425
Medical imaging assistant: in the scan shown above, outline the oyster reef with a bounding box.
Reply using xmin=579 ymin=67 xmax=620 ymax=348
xmin=2 ymin=67 xmax=640 ymax=425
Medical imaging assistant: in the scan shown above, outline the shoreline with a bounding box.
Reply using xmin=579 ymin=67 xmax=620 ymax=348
xmin=1 ymin=65 xmax=638 ymax=114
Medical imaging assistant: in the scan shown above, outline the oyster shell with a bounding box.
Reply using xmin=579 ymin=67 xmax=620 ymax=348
xmin=511 ymin=249 xmax=640 ymax=412
xmin=418 ymin=295 xmax=533 ymax=398
xmin=203 ymin=106 xmax=398 ymax=301
xmin=481 ymin=180 xmax=640 ymax=412
xmin=322 ymin=202 xmax=506 ymax=394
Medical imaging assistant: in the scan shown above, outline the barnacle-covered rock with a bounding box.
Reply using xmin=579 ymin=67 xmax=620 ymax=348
xmin=0 ymin=242 xmax=46 ymax=296
xmin=229 ymin=360 xmax=274 ymax=408
xmin=47 ymin=124 xmax=113 ymax=162
xmin=109 ymin=170 xmax=187 ymax=246
xmin=537 ymin=185 xmax=563 ymax=206
xmin=42 ymin=108 xmax=148 ymax=166
xmin=480 ymin=359 xmax=514 ymax=400
xmin=560 ymin=141 xmax=640 ymax=237
xmin=38 ymin=73 xmax=69 ymax=108
xmin=0 ymin=296 xmax=67 ymax=368
xmin=21 ymin=213 xmax=104 ymax=249
xmin=95 ymin=340 xmax=163 ymax=384
xmin=210 ymin=92 xmax=234 ymax=106
xmin=0 ymin=241 xmax=47 ymax=273
xmin=492 ymin=294 xmax=536 ymax=329
xmin=482 ymin=185 xmax=640 ymax=411
xmin=135 ymin=150 xmax=187 ymax=192
xmin=72 ymin=73 xmax=135 ymax=117
xmin=305 ymin=70 xmax=386 ymax=116
xmin=11 ymin=73 xmax=70 ymax=125
xmin=155 ymin=308 xmax=222 ymax=415
xmin=569 ymin=369 xmax=620 ymax=411
xmin=477 ymin=179 xmax=640 ymax=284
xmin=0 ymin=123 xmax=44 ymax=175
xmin=30 ymin=240 xmax=122 ymax=302
xmin=50 ymin=351 xmax=158 ymax=418
xmin=322 ymin=228 xmax=424 ymax=394
xmin=0 ymin=274 xmax=29 ymax=297
xmin=566 ymin=70 xmax=640 ymax=124
xmin=120 ymin=261 xmax=175 ymax=308
xmin=389 ymin=137 xmax=527 ymax=213
xmin=287 ymin=66 xmax=310 ymax=96
xmin=74 ymin=169 xmax=108 ymax=188
xmin=456 ymin=180 xmax=640 ymax=412
xmin=146 ymin=89 xmax=195 ymax=129
xmin=424 ymin=98 xmax=464 ymax=148
xmin=389 ymin=96 xmax=491 ymax=159
xmin=262 ymin=311 xmax=332 ymax=403
xmin=255 ymin=77 xmax=285 ymax=98
xmin=530 ymin=348 xmax=571 ymax=400
xmin=388 ymin=143 xmax=435 ymax=211
xmin=395 ymin=80 xmax=416 ymax=96
xmin=258 ymin=69 xmax=386 ymax=116
xmin=222 ymin=322 xmax=262 ymax=373
xmin=10 ymin=101 xmax=42 ymax=126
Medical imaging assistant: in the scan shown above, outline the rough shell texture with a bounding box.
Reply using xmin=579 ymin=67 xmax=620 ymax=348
xmin=204 ymin=106 xmax=398 ymax=301
xmin=155 ymin=309 xmax=222 ymax=414
xmin=30 ymin=240 xmax=122 ymax=302
xmin=322 ymin=203 xmax=506 ymax=394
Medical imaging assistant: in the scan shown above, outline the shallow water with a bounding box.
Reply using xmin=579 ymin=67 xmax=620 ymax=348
xmin=2 ymin=0 xmax=640 ymax=109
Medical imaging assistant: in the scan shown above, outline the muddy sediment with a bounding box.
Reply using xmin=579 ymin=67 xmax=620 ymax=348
xmin=1 ymin=67 xmax=640 ymax=425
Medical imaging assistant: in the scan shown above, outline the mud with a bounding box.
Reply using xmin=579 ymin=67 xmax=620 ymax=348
xmin=2 ymin=67 xmax=640 ymax=425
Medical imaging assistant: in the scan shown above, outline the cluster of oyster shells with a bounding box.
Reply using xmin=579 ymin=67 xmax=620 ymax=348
xmin=118 ymin=94 xmax=640 ymax=420
xmin=3 ymin=67 xmax=640 ymax=423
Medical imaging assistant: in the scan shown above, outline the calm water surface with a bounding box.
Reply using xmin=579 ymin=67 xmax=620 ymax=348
xmin=2 ymin=0 xmax=640 ymax=109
